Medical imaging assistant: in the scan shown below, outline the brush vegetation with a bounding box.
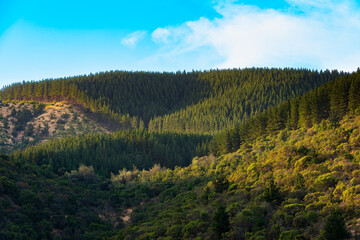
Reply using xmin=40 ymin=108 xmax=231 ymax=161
xmin=1 ymin=68 xmax=360 ymax=240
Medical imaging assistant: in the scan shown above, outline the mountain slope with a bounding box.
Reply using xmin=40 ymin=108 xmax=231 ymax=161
xmin=0 ymin=68 xmax=342 ymax=134
xmin=11 ymin=130 xmax=210 ymax=176
xmin=148 ymin=69 xmax=341 ymax=133
xmin=2 ymin=108 xmax=360 ymax=239
xmin=111 ymin=112 xmax=360 ymax=239
xmin=210 ymin=70 xmax=360 ymax=156
xmin=0 ymin=101 xmax=109 ymax=153
xmin=1 ymin=68 xmax=358 ymax=240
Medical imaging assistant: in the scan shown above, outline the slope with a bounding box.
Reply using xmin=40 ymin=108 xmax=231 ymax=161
xmin=210 ymin=70 xmax=360 ymax=156
xmin=2 ymin=99 xmax=360 ymax=239
xmin=0 ymin=101 xmax=109 ymax=153
xmin=1 ymin=71 xmax=360 ymax=240
xmin=0 ymin=68 xmax=342 ymax=134
xmin=11 ymin=130 xmax=210 ymax=177
xmin=111 ymin=111 xmax=360 ymax=239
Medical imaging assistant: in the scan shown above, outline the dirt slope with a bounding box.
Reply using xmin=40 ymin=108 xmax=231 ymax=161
xmin=0 ymin=101 xmax=110 ymax=153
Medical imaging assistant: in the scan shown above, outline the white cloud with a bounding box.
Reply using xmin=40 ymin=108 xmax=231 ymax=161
xmin=152 ymin=28 xmax=170 ymax=43
xmin=121 ymin=31 xmax=147 ymax=48
xmin=150 ymin=0 xmax=360 ymax=71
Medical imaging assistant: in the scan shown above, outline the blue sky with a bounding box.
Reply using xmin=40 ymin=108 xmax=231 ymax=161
xmin=1 ymin=0 xmax=360 ymax=87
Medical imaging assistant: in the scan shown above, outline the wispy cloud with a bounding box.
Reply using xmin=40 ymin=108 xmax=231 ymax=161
xmin=121 ymin=30 xmax=147 ymax=48
xmin=152 ymin=28 xmax=171 ymax=43
xmin=150 ymin=0 xmax=360 ymax=71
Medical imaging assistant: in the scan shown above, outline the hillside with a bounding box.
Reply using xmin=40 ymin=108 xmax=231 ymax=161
xmin=11 ymin=130 xmax=210 ymax=176
xmin=0 ymin=68 xmax=342 ymax=134
xmin=111 ymin=112 xmax=360 ymax=239
xmin=0 ymin=101 xmax=109 ymax=153
xmin=210 ymin=70 xmax=360 ymax=156
xmin=2 ymin=109 xmax=360 ymax=239
xmin=1 ymin=69 xmax=359 ymax=240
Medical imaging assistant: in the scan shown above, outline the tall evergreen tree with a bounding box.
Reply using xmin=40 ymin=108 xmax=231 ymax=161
xmin=348 ymin=75 xmax=360 ymax=114
xmin=213 ymin=204 xmax=230 ymax=239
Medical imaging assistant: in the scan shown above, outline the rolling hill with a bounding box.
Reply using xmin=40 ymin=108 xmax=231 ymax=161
xmin=0 ymin=68 xmax=342 ymax=134
xmin=2 ymin=89 xmax=360 ymax=239
xmin=1 ymin=68 xmax=359 ymax=240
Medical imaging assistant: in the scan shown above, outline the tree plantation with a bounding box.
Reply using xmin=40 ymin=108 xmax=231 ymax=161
xmin=1 ymin=68 xmax=360 ymax=240
xmin=0 ymin=68 xmax=341 ymax=133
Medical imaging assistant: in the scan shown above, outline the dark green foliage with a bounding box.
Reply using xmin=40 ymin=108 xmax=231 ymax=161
xmin=0 ymin=176 xmax=17 ymax=195
xmin=213 ymin=174 xmax=230 ymax=193
xmin=213 ymin=204 xmax=230 ymax=239
xmin=311 ymin=87 xmax=330 ymax=124
xmin=279 ymin=230 xmax=305 ymax=240
xmin=263 ymin=178 xmax=282 ymax=204
xmin=348 ymin=74 xmax=360 ymax=114
xmin=202 ymin=186 xmax=212 ymax=204
xmin=56 ymin=119 xmax=66 ymax=125
xmin=33 ymin=103 xmax=45 ymax=116
xmin=12 ymin=108 xmax=33 ymax=132
xmin=24 ymin=123 xmax=34 ymax=137
xmin=4 ymin=103 xmax=45 ymax=141
xmin=1 ymin=68 xmax=340 ymax=134
xmin=294 ymin=173 xmax=305 ymax=189
xmin=330 ymin=76 xmax=351 ymax=118
xmin=149 ymin=68 xmax=339 ymax=133
xmin=289 ymin=99 xmax=299 ymax=129
xmin=329 ymin=110 xmax=341 ymax=128
xmin=41 ymin=122 xmax=49 ymax=136
xmin=298 ymin=95 xmax=313 ymax=128
xmin=1 ymin=94 xmax=359 ymax=240
xmin=321 ymin=210 xmax=349 ymax=240
xmin=1 ymin=68 xmax=359 ymax=240
xmin=0 ymin=154 xmax=121 ymax=240
xmin=12 ymin=130 xmax=210 ymax=176
xmin=211 ymin=71 xmax=359 ymax=156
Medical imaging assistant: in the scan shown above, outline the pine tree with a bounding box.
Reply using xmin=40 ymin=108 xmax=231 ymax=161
xmin=321 ymin=210 xmax=349 ymax=240
xmin=348 ymin=75 xmax=360 ymax=114
xmin=330 ymin=76 xmax=351 ymax=117
xmin=311 ymin=88 xmax=330 ymax=125
xmin=298 ymin=96 xmax=312 ymax=129
xmin=213 ymin=204 xmax=230 ymax=239
xmin=289 ymin=100 xmax=299 ymax=130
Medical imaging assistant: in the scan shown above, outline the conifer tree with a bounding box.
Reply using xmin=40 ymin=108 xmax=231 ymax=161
xmin=330 ymin=76 xmax=351 ymax=117
xmin=348 ymin=75 xmax=360 ymax=114
xmin=321 ymin=210 xmax=349 ymax=240
xmin=213 ymin=204 xmax=230 ymax=239
xmin=288 ymin=99 xmax=299 ymax=130
xmin=298 ymin=96 xmax=312 ymax=129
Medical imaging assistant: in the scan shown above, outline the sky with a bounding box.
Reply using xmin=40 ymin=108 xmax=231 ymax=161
xmin=1 ymin=0 xmax=360 ymax=87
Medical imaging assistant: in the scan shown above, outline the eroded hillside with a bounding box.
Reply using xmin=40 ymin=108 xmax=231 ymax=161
xmin=0 ymin=101 xmax=109 ymax=153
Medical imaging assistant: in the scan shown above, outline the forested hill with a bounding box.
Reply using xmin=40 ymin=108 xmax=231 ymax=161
xmin=0 ymin=68 xmax=342 ymax=133
xmin=210 ymin=69 xmax=360 ymax=156
xmin=2 ymin=76 xmax=360 ymax=239
xmin=11 ymin=130 xmax=210 ymax=177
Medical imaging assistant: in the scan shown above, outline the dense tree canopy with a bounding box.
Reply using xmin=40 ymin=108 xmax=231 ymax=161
xmin=210 ymin=70 xmax=360 ymax=156
xmin=11 ymin=130 xmax=210 ymax=177
xmin=1 ymin=68 xmax=359 ymax=240
xmin=1 ymin=68 xmax=341 ymax=133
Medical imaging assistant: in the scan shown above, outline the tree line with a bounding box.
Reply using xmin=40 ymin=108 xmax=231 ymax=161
xmin=210 ymin=69 xmax=360 ymax=156
xmin=11 ymin=130 xmax=210 ymax=177
xmin=0 ymin=68 xmax=342 ymax=133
